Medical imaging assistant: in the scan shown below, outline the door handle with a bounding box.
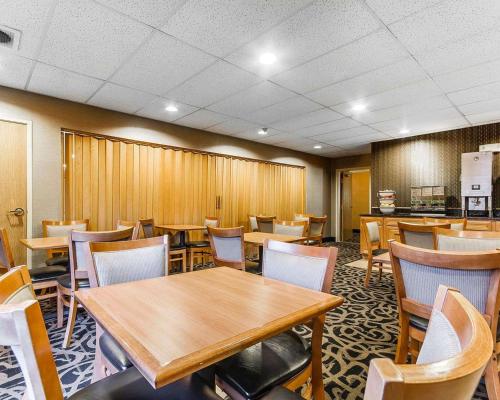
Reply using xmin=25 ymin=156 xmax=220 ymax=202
xmin=8 ymin=207 xmax=25 ymax=217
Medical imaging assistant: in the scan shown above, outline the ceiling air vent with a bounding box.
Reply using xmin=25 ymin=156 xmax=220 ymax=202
xmin=0 ymin=25 xmax=21 ymax=51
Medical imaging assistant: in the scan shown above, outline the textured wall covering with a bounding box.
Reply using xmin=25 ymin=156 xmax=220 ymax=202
xmin=372 ymin=122 xmax=500 ymax=208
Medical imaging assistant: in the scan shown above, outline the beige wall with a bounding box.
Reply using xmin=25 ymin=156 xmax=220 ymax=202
xmin=0 ymin=86 xmax=332 ymax=263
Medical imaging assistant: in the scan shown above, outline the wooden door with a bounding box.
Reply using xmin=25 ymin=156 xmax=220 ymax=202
xmin=215 ymin=156 xmax=233 ymax=226
xmin=341 ymin=172 xmax=352 ymax=241
xmin=0 ymin=120 xmax=27 ymax=264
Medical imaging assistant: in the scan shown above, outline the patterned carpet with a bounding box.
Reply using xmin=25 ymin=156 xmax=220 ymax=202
xmin=0 ymin=240 xmax=488 ymax=399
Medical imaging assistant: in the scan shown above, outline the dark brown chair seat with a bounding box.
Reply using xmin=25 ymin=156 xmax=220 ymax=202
xmin=99 ymin=333 xmax=133 ymax=371
xmin=262 ymin=387 xmax=302 ymax=399
xmin=186 ymin=240 xmax=210 ymax=248
xmin=29 ymin=265 xmax=68 ymax=282
xmin=69 ymin=367 xmax=220 ymax=400
xmin=372 ymin=248 xmax=388 ymax=256
xmin=170 ymin=243 xmax=186 ymax=250
xmin=215 ymin=330 xmax=311 ymax=400
xmin=56 ymin=274 xmax=90 ymax=289
xmin=45 ymin=254 xmax=70 ymax=266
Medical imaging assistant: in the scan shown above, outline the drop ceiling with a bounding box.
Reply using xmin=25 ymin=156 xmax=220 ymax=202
xmin=1 ymin=0 xmax=500 ymax=158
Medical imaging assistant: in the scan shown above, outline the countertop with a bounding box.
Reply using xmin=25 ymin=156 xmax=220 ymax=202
xmin=360 ymin=213 xmax=499 ymax=221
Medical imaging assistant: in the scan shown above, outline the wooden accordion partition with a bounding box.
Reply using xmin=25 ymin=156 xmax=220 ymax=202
xmin=62 ymin=130 xmax=305 ymax=232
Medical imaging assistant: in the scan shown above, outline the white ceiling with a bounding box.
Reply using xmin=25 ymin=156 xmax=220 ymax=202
xmin=1 ymin=0 xmax=500 ymax=158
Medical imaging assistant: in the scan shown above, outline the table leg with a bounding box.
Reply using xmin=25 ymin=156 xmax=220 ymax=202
xmin=311 ymin=314 xmax=326 ymax=400
xmin=179 ymin=230 xmax=186 ymax=247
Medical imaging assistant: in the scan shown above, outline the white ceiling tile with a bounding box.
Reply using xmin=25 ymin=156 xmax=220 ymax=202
xmin=389 ymin=0 xmax=500 ymax=54
xmin=254 ymin=132 xmax=296 ymax=145
xmin=271 ymin=108 xmax=343 ymax=131
xmin=208 ymin=118 xmax=261 ymax=135
xmin=306 ymin=58 xmax=428 ymax=107
xmin=0 ymin=0 xmax=54 ymax=58
xmin=136 ymin=97 xmax=198 ymax=122
xmin=247 ymin=96 xmax=323 ymax=125
xmin=161 ymin=0 xmax=313 ymax=57
xmin=96 ymin=0 xmax=187 ymax=27
xmin=466 ymin=110 xmax=500 ymax=125
xmin=207 ymin=81 xmax=295 ymax=118
xmin=165 ymin=61 xmax=261 ymax=108
xmin=224 ymin=0 xmax=380 ymax=78
xmin=321 ymin=131 xmax=387 ymax=147
xmin=365 ymin=0 xmax=441 ymax=24
xmin=278 ymin=137 xmax=321 ymax=151
xmin=271 ymin=29 xmax=407 ymax=93
xmin=434 ymin=59 xmax=500 ymax=93
xmin=458 ymin=98 xmax=500 ymax=116
xmin=28 ymin=63 xmax=103 ymax=102
xmin=298 ymin=118 xmax=361 ymax=137
xmin=111 ymin=31 xmax=216 ymax=96
xmin=172 ymin=109 xmax=229 ymax=130
xmin=416 ymin=29 xmax=500 ymax=77
xmin=234 ymin=128 xmax=283 ymax=141
xmin=448 ymin=81 xmax=500 ymax=106
xmin=0 ymin=53 xmax=33 ymax=90
xmin=87 ymin=83 xmax=156 ymax=114
xmin=313 ymin=126 xmax=380 ymax=144
xmin=39 ymin=0 xmax=152 ymax=79
xmin=311 ymin=144 xmax=345 ymax=156
xmin=332 ymin=79 xmax=444 ymax=116
xmin=352 ymin=96 xmax=453 ymax=125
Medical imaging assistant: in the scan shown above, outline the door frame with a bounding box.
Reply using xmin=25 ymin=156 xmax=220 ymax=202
xmin=335 ymin=167 xmax=370 ymax=241
xmin=0 ymin=116 xmax=33 ymax=266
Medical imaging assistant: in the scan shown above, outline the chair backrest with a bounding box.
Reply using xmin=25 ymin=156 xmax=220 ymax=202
xmin=42 ymin=219 xmax=89 ymax=257
xmin=398 ymin=222 xmax=451 ymax=250
xmin=0 ymin=228 xmax=15 ymax=270
xmin=139 ymin=218 xmax=156 ymax=238
xmin=435 ymin=228 xmax=500 ymax=251
xmin=208 ymin=226 xmax=245 ymax=270
xmin=203 ymin=216 xmax=220 ymax=237
xmin=364 ymin=285 xmax=493 ymax=400
xmin=262 ymin=239 xmax=337 ymax=293
xmin=273 ymin=220 xmax=307 ymax=237
xmin=424 ymin=217 xmax=466 ymax=230
xmin=248 ymin=215 xmax=258 ymax=232
xmin=68 ymin=228 xmax=135 ymax=289
xmin=364 ymin=221 xmax=382 ymax=257
xmin=256 ymin=216 xmax=275 ymax=233
xmin=309 ymin=216 xmax=327 ymax=238
xmin=85 ymin=236 xmax=169 ymax=288
xmin=293 ymin=213 xmax=312 ymax=222
xmin=389 ymin=240 xmax=500 ymax=333
xmin=0 ymin=266 xmax=64 ymax=399
xmin=116 ymin=220 xmax=140 ymax=240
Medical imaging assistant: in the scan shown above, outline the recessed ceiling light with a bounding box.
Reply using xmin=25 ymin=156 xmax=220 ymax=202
xmin=399 ymin=128 xmax=410 ymax=134
xmin=258 ymin=128 xmax=268 ymax=135
xmin=313 ymin=144 xmax=322 ymax=149
xmin=259 ymin=52 xmax=277 ymax=65
xmin=165 ymin=105 xmax=178 ymax=112
xmin=351 ymin=104 xmax=366 ymax=112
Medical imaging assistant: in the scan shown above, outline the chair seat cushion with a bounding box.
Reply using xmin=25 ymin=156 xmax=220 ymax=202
xmin=187 ymin=241 xmax=210 ymax=248
xmin=215 ymin=330 xmax=311 ymax=400
xmin=99 ymin=333 xmax=133 ymax=371
xmin=245 ymin=260 xmax=261 ymax=273
xmin=261 ymin=387 xmax=302 ymax=399
xmin=29 ymin=265 xmax=69 ymax=282
xmin=170 ymin=243 xmax=186 ymax=250
xmin=69 ymin=366 xmax=219 ymax=400
xmin=372 ymin=248 xmax=388 ymax=256
xmin=45 ymin=254 xmax=69 ymax=266
xmin=56 ymin=274 xmax=90 ymax=289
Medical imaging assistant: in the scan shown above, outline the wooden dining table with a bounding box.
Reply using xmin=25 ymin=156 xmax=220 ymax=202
xmin=76 ymin=267 xmax=343 ymax=398
xmin=155 ymin=224 xmax=206 ymax=247
xmin=19 ymin=236 xmax=68 ymax=250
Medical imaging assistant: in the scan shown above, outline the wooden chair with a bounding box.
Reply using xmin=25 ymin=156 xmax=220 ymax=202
xmin=215 ymin=239 xmax=338 ymax=400
xmin=363 ymin=221 xmax=391 ymax=287
xmin=423 ymin=216 xmax=466 ymax=230
xmin=273 ymin=220 xmax=307 ymax=238
xmin=84 ymin=236 xmax=169 ymax=380
xmin=293 ymin=213 xmax=313 ymax=222
xmin=187 ymin=216 xmax=219 ymax=272
xmin=398 ymin=221 xmax=450 ymax=249
xmin=116 ymin=219 xmax=140 ymax=240
xmin=256 ymin=216 xmax=275 ymax=233
xmin=208 ymin=226 xmax=258 ymax=272
xmin=248 ymin=215 xmax=259 ymax=232
xmin=0 ymin=228 xmax=68 ymax=301
xmin=57 ymin=228 xmax=135 ymax=348
xmin=42 ymin=219 xmax=89 ymax=266
xmin=305 ymin=216 xmax=327 ymax=245
xmin=365 ymin=285 xmax=493 ymax=400
xmin=140 ymin=218 xmax=186 ymax=273
xmin=389 ymin=240 xmax=500 ymax=400
xmin=434 ymin=227 xmax=500 ymax=251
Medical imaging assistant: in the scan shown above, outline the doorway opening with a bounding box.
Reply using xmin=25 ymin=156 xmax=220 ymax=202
xmin=338 ymin=169 xmax=370 ymax=242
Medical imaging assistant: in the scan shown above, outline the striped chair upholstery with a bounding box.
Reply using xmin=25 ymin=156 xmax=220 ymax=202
xmin=3 ymin=284 xmax=35 ymax=304
xmin=46 ymin=223 xmax=87 ymax=237
xmin=366 ymin=221 xmax=380 ymax=243
xmin=401 ymin=231 xmax=435 ymax=250
xmin=212 ymin=236 xmax=244 ymax=262
xmin=273 ymin=223 xmax=305 ymax=237
xmin=248 ymin=216 xmax=258 ymax=232
xmin=293 ymin=215 xmax=310 ymax=222
xmin=437 ymin=235 xmax=500 ymax=252
xmin=309 ymin=221 xmax=323 ymax=237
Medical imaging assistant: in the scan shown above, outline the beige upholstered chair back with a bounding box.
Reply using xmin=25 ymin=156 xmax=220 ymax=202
xmin=203 ymin=217 xmax=219 ymax=237
xmin=86 ymin=236 xmax=168 ymax=287
xmin=139 ymin=218 xmax=155 ymax=238
xmin=45 ymin=223 xmax=87 ymax=237
xmin=208 ymin=227 xmax=246 ymax=270
xmin=399 ymin=222 xmax=450 ymax=250
xmin=248 ymin=215 xmax=258 ymax=232
xmin=435 ymin=229 xmax=500 ymax=252
xmin=365 ymin=221 xmax=380 ymax=243
xmin=273 ymin=221 xmax=306 ymax=237
xmin=212 ymin=236 xmax=244 ymax=262
xmin=256 ymin=216 xmax=275 ymax=233
xmin=293 ymin=214 xmax=310 ymax=222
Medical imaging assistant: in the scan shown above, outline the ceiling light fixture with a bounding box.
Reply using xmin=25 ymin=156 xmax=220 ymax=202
xmin=399 ymin=128 xmax=410 ymax=134
xmin=259 ymin=52 xmax=277 ymax=65
xmin=165 ymin=105 xmax=178 ymax=112
xmin=258 ymin=128 xmax=268 ymax=135
xmin=351 ymin=103 xmax=366 ymax=112
xmin=313 ymin=144 xmax=322 ymax=149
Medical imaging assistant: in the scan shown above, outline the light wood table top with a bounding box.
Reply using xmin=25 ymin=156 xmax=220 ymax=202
xmin=76 ymin=267 xmax=342 ymax=389
xmin=156 ymin=224 xmax=206 ymax=231
xmin=19 ymin=236 xmax=68 ymax=250
xmin=244 ymin=231 xmax=306 ymax=245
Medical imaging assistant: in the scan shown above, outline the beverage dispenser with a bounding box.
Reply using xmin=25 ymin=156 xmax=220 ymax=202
xmin=461 ymin=151 xmax=493 ymax=217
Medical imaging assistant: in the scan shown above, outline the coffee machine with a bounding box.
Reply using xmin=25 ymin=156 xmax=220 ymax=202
xmin=461 ymin=151 xmax=493 ymax=217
